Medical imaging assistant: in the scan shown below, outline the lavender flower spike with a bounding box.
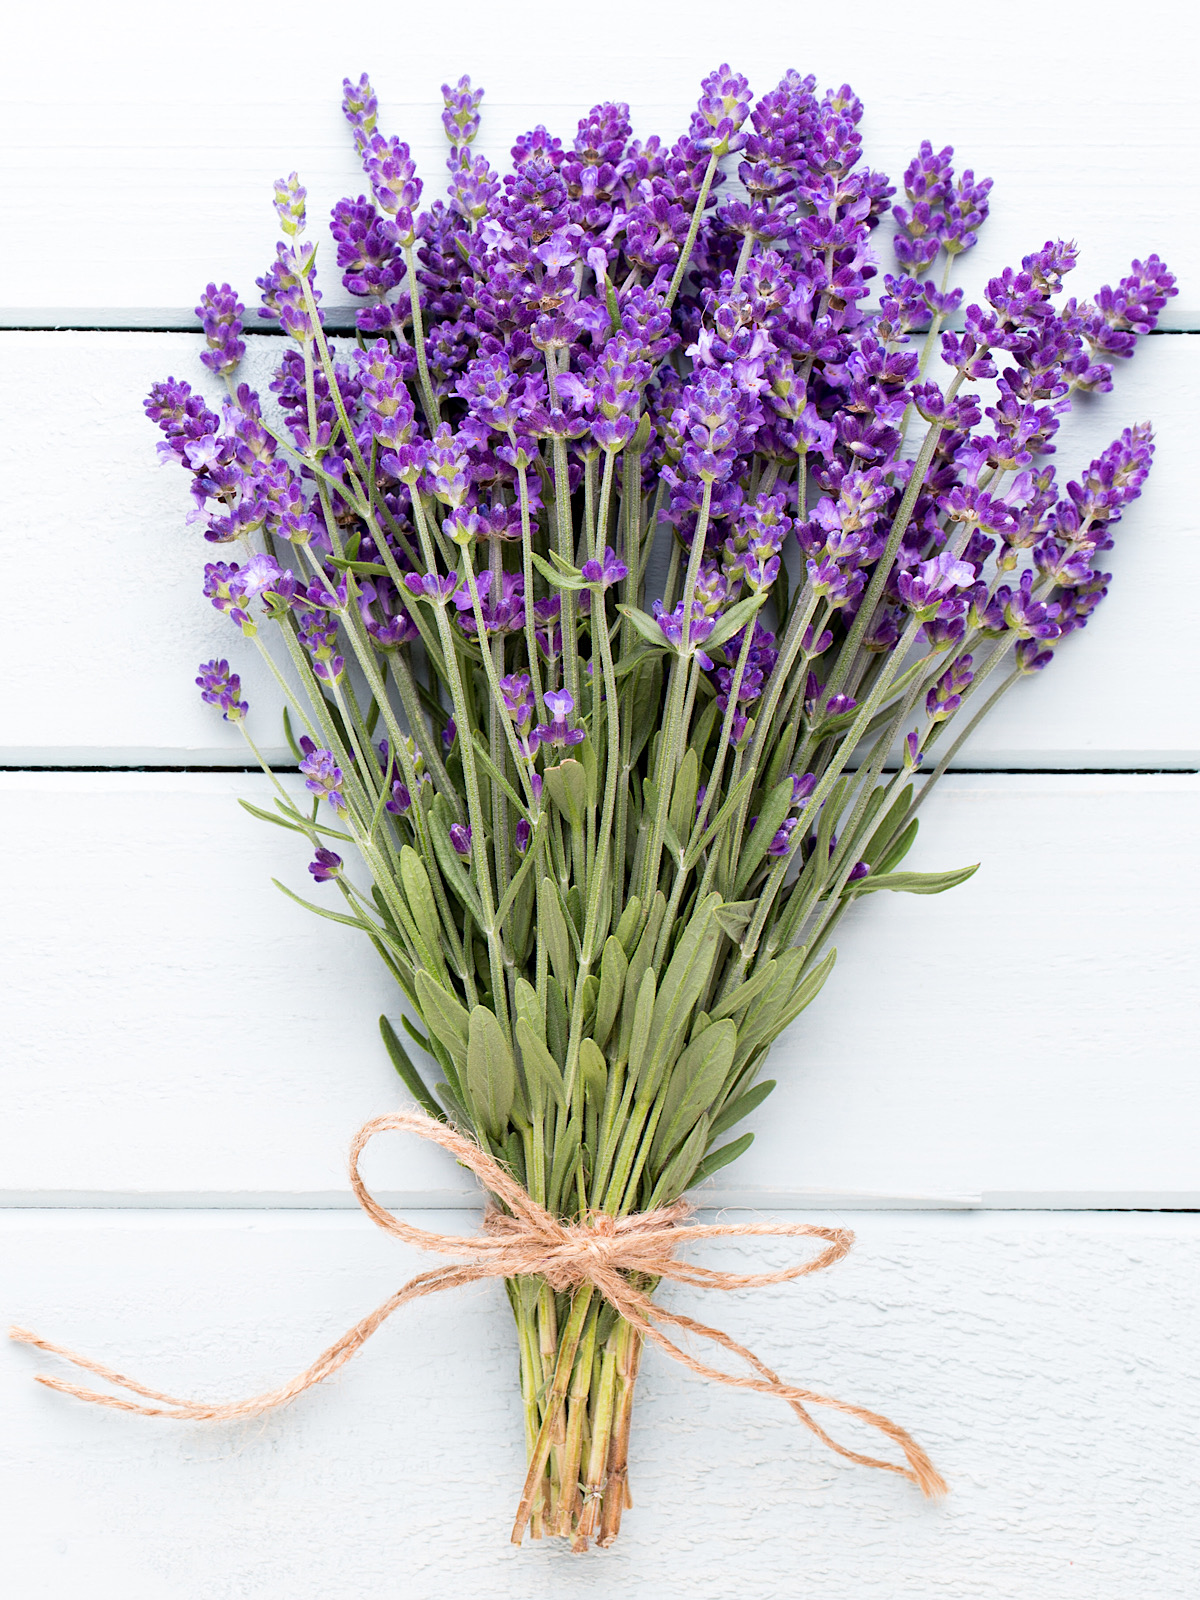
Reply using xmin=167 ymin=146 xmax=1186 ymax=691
xmin=298 ymin=737 xmax=347 ymax=811
xmin=196 ymin=659 xmax=248 ymax=723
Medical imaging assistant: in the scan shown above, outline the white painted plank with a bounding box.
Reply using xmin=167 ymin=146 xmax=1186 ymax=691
xmin=3 ymin=331 xmax=1195 ymax=767
xmin=3 ymin=1210 xmax=1198 ymax=1597
xmin=2 ymin=772 xmax=1196 ymax=1204
xmin=1 ymin=1 xmax=1196 ymax=326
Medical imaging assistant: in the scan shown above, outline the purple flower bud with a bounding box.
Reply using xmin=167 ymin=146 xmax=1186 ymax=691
xmin=298 ymin=738 xmax=346 ymax=812
xmin=196 ymin=283 xmax=246 ymax=376
xmin=515 ymin=818 xmax=532 ymax=853
xmin=308 ymin=848 xmax=343 ymax=883
xmin=385 ymin=781 xmax=412 ymax=815
xmin=847 ymin=861 xmax=871 ymax=882
xmin=449 ymin=823 xmax=472 ymax=856
xmin=904 ymin=731 xmax=924 ymax=771
xmin=195 ymin=659 xmax=248 ymax=723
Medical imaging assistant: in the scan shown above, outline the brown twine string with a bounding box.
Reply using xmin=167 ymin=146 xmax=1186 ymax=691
xmin=9 ymin=1108 xmax=946 ymax=1498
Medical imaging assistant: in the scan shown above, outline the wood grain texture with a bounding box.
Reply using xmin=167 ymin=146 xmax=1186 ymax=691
xmin=1 ymin=0 xmax=1196 ymax=324
xmin=3 ymin=772 xmax=1195 ymax=1204
xmin=4 ymin=330 xmax=1195 ymax=766
xmin=3 ymin=1210 xmax=1198 ymax=1598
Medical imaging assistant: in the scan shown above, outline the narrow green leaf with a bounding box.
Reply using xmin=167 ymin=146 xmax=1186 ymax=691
xmin=614 ymin=897 xmax=642 ymax=956
xmin=703 ymin=591 xmax=769 ymax=652
xmin=646 ymin=1115 xmax=711 ymax=1207
xmin=863 ymin=785 xmax=915 ymax=866
xmin=541 ymin=759 xmax=589 ymax=831
xmin=594 ymin=936 xmax=628 ymax=1049
xmin=531 ymin=551 xmax=588 ymax=590
xmin=399 ymin=846 xmax=447 ymax=979
xmin=281 ymin=706 xmax=303 ymax=764
xmin=734 ymin=774 xmax=799 ymax=897
xmin=414 ymin=969 xmax=470 ymax=1072
xmin=626 ymin=969 xmax=657 ymax=1084
xmin=379 ymin=1015 xmax=444 ymax=1121
xmin=710 ymin=1079 xmax=776 ymax=1140
xmin=538 ymin=876 xmax=576 ymax=992
xmin=467 ymin=1005 xmax=516 ymax=1139
xmin=579 ymin=1038 xmax=609 ymax=1108
xmin=617 ymin=604 xmax=672 ymax=650
xmin=690 ymin=1131 xmax=754 ymax=1186
xmin=668 ymin=747 xmax=700 ymax=845
xmin=873 ymin=817 xmax=919 ymax=877
xmin=238 ymin=799 xmax=310 ymax=836
xmin=516 ymin=1018 xmax=566 ymax=1112
xmin=651 ymin=1018 xmax=737 ymax=1162
xmin=849 ymin=862 xmax=979 ymax=896
xmin=513 ymin=977 xmax=545 ymax=1043
xmin=712 ymin=899 xmax=757 ymax=941
xmin=708 ymin=958 xmax=779 ymax=1022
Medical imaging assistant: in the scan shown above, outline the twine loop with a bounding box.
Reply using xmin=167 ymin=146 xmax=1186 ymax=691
xmin=10 ymin=1107 xmax=946 ymax=1498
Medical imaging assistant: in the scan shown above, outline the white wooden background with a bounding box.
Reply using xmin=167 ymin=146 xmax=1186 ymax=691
xmin=3 ymin=2 xmax=1198 ymax=1593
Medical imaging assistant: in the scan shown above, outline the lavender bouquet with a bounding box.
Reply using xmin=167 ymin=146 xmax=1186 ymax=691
xmin=129 ymin=65 xmax=1174 ymax=1545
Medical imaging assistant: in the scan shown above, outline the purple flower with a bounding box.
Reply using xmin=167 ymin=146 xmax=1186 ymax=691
xmin=532 ymin=688 xmax=585 ymax=749
xmin=896 ymin=552 xmax=976 ymax=619
xmin=580 ymin=546 xmax=629 ymax=588
xmin=386 ymin=780 xmax=412 ymax=815
xmin=999 ymin=570 xmax=1061 ymax=641
xmin=298 ymin=738 xmax=347 ymax=811
xmin=692 ymin=64 xmax=753 ymax=154
xmin=449 ymin=823 xmax=473 ymax=856
xmin=926 ymin=655 xmax=974 ymax=722
xmin=195 ymin=659 xmax=248 ymax=723
xmin=196 ymin=283 xmax=246 ymax=376
xmin=903 ymin=731 xmax=924 ymax=771
xmin=515 ymin=818 xmax=532 ymax=853
xmin=308 ymin=848 xmax=343 ymax=883
xmin=442 ymin=74 xmax=484 ymax=148
xmin=404 ymin=569 xmax=460 ymax=603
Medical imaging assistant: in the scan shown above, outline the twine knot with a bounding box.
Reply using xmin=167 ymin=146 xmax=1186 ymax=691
xmin=9 ymin=1107 xmax=947 ymax=1505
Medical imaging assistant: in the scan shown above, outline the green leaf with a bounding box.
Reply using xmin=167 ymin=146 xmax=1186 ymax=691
xmin=626 ymin=657 xmax=664 ymax=768
xmin=646 ymin=1115 xmax=711 ymax=1207
xmin=849 ymin=862 xmax=979 ymax=896
xmin=614 ymin=897 xmax=642 ymax=956
xmin=645 ymin=894 xmax=725 ymax=1089
xmin=626 ymin=969 xmax=658 ymax=1084
xmin=873 ymin=818 xmax=919 ymax=877
xmin=668 ymin=747 xmax=700 ymax=845
xmin=628 ymin=413 xmax=652 ymax=453
xmin=281 ymin=706 xmax=304 ymax=764
xmin=513 ymin=977 xmax=545 ymax=1043
xmin=470 ymin=734 xmax=531 ymax=818
xmin=651 ymin=1018 xmax=738 ymax=1163
xmin=467 ymin=1006 xmax=516 ymax=1139
xmin=683 ymin=772 xmax=753 ymax=871
xmin=579 ymin=1038 xmax=609 ymax=1109
xmin=516 ymin=1018 xmax=566 ymax=1112
xmin=428 ymin=805 xmax=484 ymax=924
xmin=593 ymin=936 xmax=628 ymax=1050
xmin=328 ymin=556 xmax=390 ymax=576
xmin=379 ymin=1015 xmax=444 ymax=1121
xmin=617 ymin=605 xmax=672 ymax=650
xmin=863 ymin=785 xmax=915 ymax=866
xmin=617 ymin=892 xmax=665 ymax=1064
xmin=712 ymin=899 xmax=757 ymax=941
xmin=401 ymin=1014 xmax=434 ymax=1056
xmin=537 ymin=876 xmax=576 ymax=991
xmin=541 ymin=759 xmax=589 ymax=831
xmin=733 ymin=774 xmax=798 ymax=898
xmin=531 ymin=550 xmax=589 ymax=591
xmin=703 ymin=591 xmax=769 ymax=653
xmin=272 ymin=878 xmax=375 ymax=935
xmin=414 ymin=969 xmax=471 ymax=1073
xmin=238 ymin=799 xmax=310 ymax=836
xmin=399 ymin=846 xmax=447 ymax=980
xmin=690 ymin=1131 xmax=754 ymax=1186
xmin=709 ymin=1079 xmax=776 ymax=1140
xmin=708 ymin=958 xmax=780 ymax=1022
xmin=546 ymin=976 xmax=570 ymax=1068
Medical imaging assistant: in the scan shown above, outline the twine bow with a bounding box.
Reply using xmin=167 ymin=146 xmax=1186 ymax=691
xmin=10 ymin=1108 xmax=946 ymax=1516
